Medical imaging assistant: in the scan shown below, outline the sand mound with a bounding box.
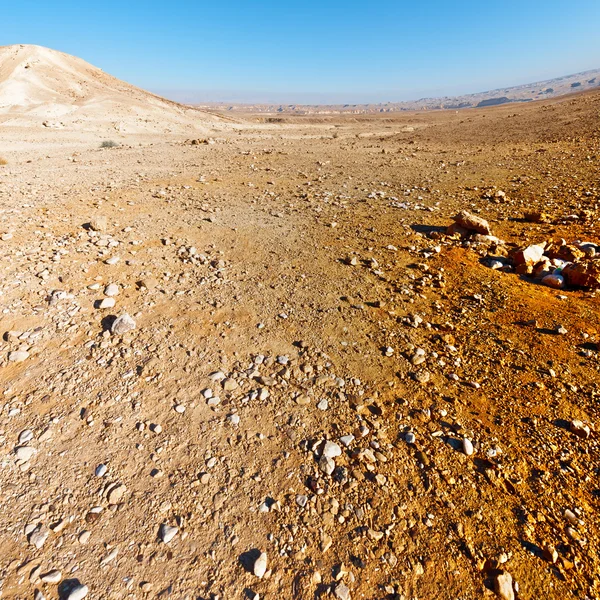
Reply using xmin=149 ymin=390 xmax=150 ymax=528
xmin=0 ymin=44 xmax=219 ymax=133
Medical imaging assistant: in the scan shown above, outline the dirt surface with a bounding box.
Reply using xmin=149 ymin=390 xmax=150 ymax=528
xmin=1 ymin=88 xmax=599 ymax=600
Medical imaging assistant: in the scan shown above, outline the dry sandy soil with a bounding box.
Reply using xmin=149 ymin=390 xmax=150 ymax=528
xmin=0 ymin=46 xmax=599 ymax=600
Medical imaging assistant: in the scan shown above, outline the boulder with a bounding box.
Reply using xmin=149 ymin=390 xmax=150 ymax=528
xmin=89 ymin=216 xmax=108 ymax=232
xmin=562 ymin=260 xmax=600 ymax=288
xmin=111 ymin=313 xmax=136 ymax=335
xmin=511 ymin=243 xmax=545 ymax=267
xmin=446 ymin=222 xmax=470 ymax=238
xmin=544 ymin=242 xmax=585 ymax=262
xmin=541 ymin=273 xmax=565 ymax=289
xmin=453 ymin=210 xmax=491 ymax=235
xmin=523 ymin=210 xmax=551 ymax=223
xmin=494 ymin=571 xmax=515 ymax=600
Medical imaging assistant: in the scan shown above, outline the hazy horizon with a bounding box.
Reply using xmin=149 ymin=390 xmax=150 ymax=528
xmin=153 ymin=66 xmax=600 ymax=105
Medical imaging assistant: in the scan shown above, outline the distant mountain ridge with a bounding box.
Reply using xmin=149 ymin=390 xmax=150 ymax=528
xmin=198 ymin=68 xmax=600 ymax=114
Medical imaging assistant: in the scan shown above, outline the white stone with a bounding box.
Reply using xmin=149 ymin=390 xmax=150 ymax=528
xmin=111 ymin=313 xmax=136 ymax=335
xmin=253 ymin=552 xmax=268 ymax=578
xmin=98 ymin=297 xmax=116 ymax=309
xmin=95 ymin=464 xmax=108 ymax=477
xmin=322 ymin=441 xmax=342 ymax=458
xmin=159 ymin=523 xmax=179 ymax=543
xmin=15 ymin=446 xmax=36 ymax=461
xmin=8 ymin=351 xmax=29 ymax=362
xmin=494 ymin=571 xmax=514 ymax=600
xmin=64 ymin=584 xmax=89 ymax=600
xmin=104 ymin=283 xmax=119 ymax=296
xmin=318 ymin=455 xmax=335 ymax=475
xmin=18 ymin=429 xmax=34 ymax=444
xmin=41 ymin=570 xmax=62 ymax=583
xmin=462 ymin=438 xmax=474 ymax=456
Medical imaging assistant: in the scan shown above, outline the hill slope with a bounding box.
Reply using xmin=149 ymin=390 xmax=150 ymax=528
xmin=0 ymin=44 xmax=218 ymax=133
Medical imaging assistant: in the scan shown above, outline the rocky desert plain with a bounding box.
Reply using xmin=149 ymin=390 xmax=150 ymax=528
xmin=0 ymin=44 xmax=599 ymax=600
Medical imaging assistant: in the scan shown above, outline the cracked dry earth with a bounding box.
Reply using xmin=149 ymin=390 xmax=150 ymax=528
xmin=1 ymin=89 xmax=600 ymax=600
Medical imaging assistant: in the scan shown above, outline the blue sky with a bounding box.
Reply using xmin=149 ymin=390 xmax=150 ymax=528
xmin=3 ymin=0 xmax=599 ymax=103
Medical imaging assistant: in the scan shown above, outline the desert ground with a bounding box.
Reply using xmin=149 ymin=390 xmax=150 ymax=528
xmin=1 ymin=45 xmax=599 ymax=600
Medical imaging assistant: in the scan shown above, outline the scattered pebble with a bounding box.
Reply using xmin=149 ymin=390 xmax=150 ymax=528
xmin=253 ymin=551 xmax=268 ymax=578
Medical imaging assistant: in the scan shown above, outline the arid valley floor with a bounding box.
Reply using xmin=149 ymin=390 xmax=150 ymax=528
xmin=1 ymin=51 xmax=600 ymax=599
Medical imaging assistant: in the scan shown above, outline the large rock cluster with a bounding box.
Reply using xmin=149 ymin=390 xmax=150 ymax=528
xmin=505 ymin=240 xmax=600 ymax=289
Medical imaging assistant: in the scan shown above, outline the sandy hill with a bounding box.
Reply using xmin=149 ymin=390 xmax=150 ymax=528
xmin=0 ymin=44 xmax=220 ymax=133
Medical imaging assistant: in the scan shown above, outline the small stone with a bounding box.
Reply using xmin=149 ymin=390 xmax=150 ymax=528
xmin=413 ymin=370 xmax=431 ymax=384
xmin=318 ymin=455 xmax=335 ymax=476
xmin=367 ymin=528 xmax=384 ymax=541
xmin=95 ymin=464 xmax=108 ymax=477
xmin=339 ymin=434 xmax=354 ymax=447
xmin=253 ymin=551 xmax=268 ymax=578
xmin=494 ymin=571 xmax=514 ymax=600
xmin=28 ymin=525 xmax=49 ymax=549
xmin=159 ymin=523 xmax=179 ymax=543
xmin=89 ymin=216 xmax=108 ymax=231
xmin=227 ymin=413 xmax=240 ymax=426
xmin=78 ymin=530 xmax=91 ymax=544
xmin=411 ymin=353 xmax=426 ymax=365
xmin=15 ymin=446 xmax=36 ymax=461
xmin=104 ymin=283 xmax=119 ymax=296
xmin=18 ymin=429 xmax=34 ymax=444
xmin=50 ymin=519 xmax=67 ymax=533
xmin=40 ymin=569 xmax=62 ymax=583
xmin=320 ymin=532 xmax=333 ymax=552
xmin=556 ymin=325 xmax=568 ymax=335
xmin=570 ymin=420 xmax=590 ymax=439
xmin=8 ymin=350 xmax=29 ymax=362
xmin=111 ymin=313 xmax=136 ymax=335
xmin=105 ymin=256 xmax=120 ymax=265
xmin=30 ymin=565 xmax=41 ymax=583
xmin=462 ymin=438 xmax=474 ymax=456
xmin=322 ymin=441 xmax=342 ymax=458
xmin=542 ymin=545 xmax=558 ymax=563
xmin=98 ymin=297 xmax=116 ymax=309
xmin=64 ymin=584 xmax=89 ymax=600
xmin=334 ymin=582 xmax=351 ymax=600
xmin=101 ymin=548 xmax=119 ymax=565
xmin=405 ymin=432 xmax=416 ymax=444
xmin=223 ymin=378 xmax=239 ymax=391
xmin=107 ymin=484 xmax=127 ymax=505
